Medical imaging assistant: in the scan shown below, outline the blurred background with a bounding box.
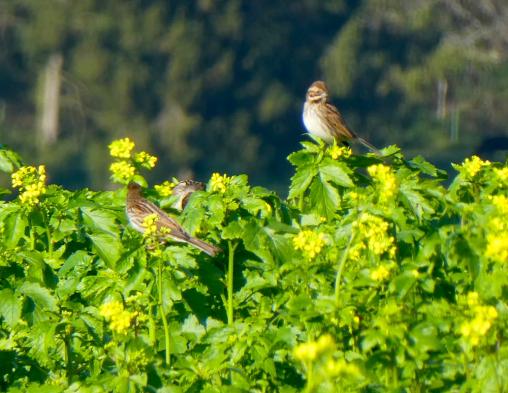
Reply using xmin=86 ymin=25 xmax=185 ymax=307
xmin=0 ymin=0 xmax=507 ymax=193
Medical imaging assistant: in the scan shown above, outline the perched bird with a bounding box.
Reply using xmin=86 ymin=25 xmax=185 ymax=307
xmin=171 ymin=180 xmax=205 ymax=210
xmin=126 ymin=182 xmax=221 ymax=257
xmin=303 ymin=80 xmax=380 ymax=154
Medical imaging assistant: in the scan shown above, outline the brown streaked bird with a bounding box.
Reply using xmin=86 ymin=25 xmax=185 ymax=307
xmin=303 ymin=80 xmax=380 ymax=154
xmin=126 ymin=182 xmax=221 ymax=257
xmin=171 ymin=180 xmax=205 ymax=210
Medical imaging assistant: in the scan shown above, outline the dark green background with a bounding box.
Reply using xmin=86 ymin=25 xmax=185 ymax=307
xmin=1 ymin=0 xmax=507 ymax=192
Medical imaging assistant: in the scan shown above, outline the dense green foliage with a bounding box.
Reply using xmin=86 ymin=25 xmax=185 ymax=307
xmin=1 ymin=141 xmax=507 ymax=392
xmin=1 ymin=0 xmax=507 ymax=189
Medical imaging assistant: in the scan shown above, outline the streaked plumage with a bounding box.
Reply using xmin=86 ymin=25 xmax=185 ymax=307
xmin=126 ymin=182 xmax=221 ymax=257
xmin=303 ymin=80 xmax=380 ymax=154
xmin=171 ymin=180 xmax=205 ymax=210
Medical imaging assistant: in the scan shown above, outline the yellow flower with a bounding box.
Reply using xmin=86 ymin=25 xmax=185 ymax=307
xmin=485 ymin=233 xmax=508 ymax=262
xmin=109 ymin=161 xmax=136 ymax=184
xmin=494 ymin=167 xmax=508 ymax=182
xmin=11 ymin=165 xmax=47 ymax=207
xmin=328 ymin=145 xmax=351 ymax=160
xmin=490 ymin=195 xmax=508 ymax=215
xmin=457 ymin=155 xmax=491 ymax=178
xmin=466 ymin=292 xmax=479 ymax=306
xmin=134 ymin=151 xmax=158 ymax=169
xmin=109 ymin=138 xmax=135 ymax=158
xmin=293 ymin=334 xmax=335 ymax=362
xmin=367 ymin=164 xmax=398 ymax=202
xmin=315 ymin=334 xmax=335 ymax=352
xmin=370 ymin=265 xmax=390 ymax=281
xmin=293 ymin=341 xmax=318 ymax=362
xmin=99 ymin=300 xmax=137 ymax=335
xmin=325 ymin=359 xmax=361 ymax=377
xmin=141 ymin=213 xmax=159 ymax=238
xmin=459 ymin=301 xmax=497 ymax=347
xmin=154 ymin=181 xmax=175 ymax=197
xmin=210 ymin=173 xmax=231 ymax=193
xmin=353 ymin=213 xmax=396 ymax=258
xmin=293 ymin=230 xmax=326 ymax=259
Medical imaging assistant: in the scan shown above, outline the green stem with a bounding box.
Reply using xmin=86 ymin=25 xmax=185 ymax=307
xmin=334 ymin=230 xmax=355 ymax=305
xmin=64 ymin=328 xmax=72 ymax=384
xmin=298 ymin=192 xmax=304 ymax=211
xmin=158 ymin=259 xmax=171 ymax=366
xmin=304 ymin=361 xmax=315 ymax=393
xmin=227 ymin=240 xmax=238 ymax=325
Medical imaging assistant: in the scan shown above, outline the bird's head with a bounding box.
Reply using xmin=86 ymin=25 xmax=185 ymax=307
xmin=306 ymin=80 xmax=328 ymax=103
xmin=127 ymin=182 xmax=142 ymax=195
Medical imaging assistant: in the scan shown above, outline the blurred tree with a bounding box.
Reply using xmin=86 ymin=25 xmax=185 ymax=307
xmin=0 ymin=0 xmax=506 ymax=191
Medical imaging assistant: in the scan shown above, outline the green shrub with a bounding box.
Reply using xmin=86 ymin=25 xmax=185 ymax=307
xmin=0 ymin=139 xmax=507 ymax=392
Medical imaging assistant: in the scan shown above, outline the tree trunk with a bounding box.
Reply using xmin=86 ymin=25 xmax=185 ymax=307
xmin=38 ymin=53 xmax=63 ymax=146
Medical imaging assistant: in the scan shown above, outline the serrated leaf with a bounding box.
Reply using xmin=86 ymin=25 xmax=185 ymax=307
xmin=319 ymin=159 xmax=354 ymax=187
xmin=81 ymin=206 xmax=119 ymax=235
xmin=3 ymin=211 xmax=28 ymax=248
xmin=309 ymin=176 xmax=339 ymax=219
xmin=0 ymin=288 xmax=22 ymax=327
xmin=0 ymin=147 xmax=23 ymax=173
xmin=20 ymin=282 xmax=58 ymax=313
xmin=288 ymin=165 xmax=317 ymax=199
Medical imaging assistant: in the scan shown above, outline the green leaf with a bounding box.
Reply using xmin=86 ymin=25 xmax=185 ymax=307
xmin=309 ymin=176 xmax=339 ymax=219
xmin=0 ymin=288 xmax=22 ymax=327
xmin=81 ymin=206 xmax=119 ymax=235
xmin=88 ymin=232 xmax=122 ymax=268
xmin=319 ymin=158 xmax=354 ymax=187
xmin=20 ymin=282 xmax=58 ymax=313
xmin=3 ymin=211 xmax=28 ymax=248
xmin=0 ymin=147 xmax=23 ymax=173
xmin=288 ymin=165 xmax=317 ymax=199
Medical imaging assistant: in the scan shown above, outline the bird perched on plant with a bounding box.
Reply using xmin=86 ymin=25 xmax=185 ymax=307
xmin=303 ymin=80 xmax=380 ymax=154
xmin=126 ymin=182 xmax=221 ymax=257
xmin=171 ymin=179 xmax=205 ymax=210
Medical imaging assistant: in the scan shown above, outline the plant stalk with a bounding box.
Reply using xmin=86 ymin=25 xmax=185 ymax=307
xmin=227 ymin=240 xmax=238 ymax=325
xmin=158 ymin=258 xmax=171 ymax=366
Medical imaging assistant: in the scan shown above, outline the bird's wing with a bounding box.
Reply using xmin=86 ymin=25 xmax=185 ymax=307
xmin=140 ymin=199 xmax=192 ymax=241
xmin=325 ymin=103 xmax=357 ymax=140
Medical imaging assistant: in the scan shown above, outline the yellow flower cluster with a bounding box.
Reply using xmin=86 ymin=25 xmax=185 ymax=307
xmin=99 ymin=300 xmax=137 ymax=335
xmin=352 ymin=213 xmax=396 ymax=258
xmin=367 ymin=164 xmax=398 ymax=201
xmin=458 ymin=155 xmax=491 ymax=178
xmin=459 ymin=293 xmax=498 ymax=346
xmin=142 ymin=213 xmax=159 ymax=238
xmin=109 ymin=161 xmax=136 ymax=183
xmin=370 ymin=264 xmax=391 ymax=281
xmin=108 ymin=137 xmax=158 ymax=184
xmin=485 ymin=233 xmax=508 ymax=262
xmin=293 ymin=334 xmax=334 ymax=362
xmin=11 ymin=165 xmax=47 ymax=207
xmin=210 ymin=173 xmax=231 ymax=193
xmin=325 ymin=358 xmax=361 ymax=378
xmin=491 ymin=195 xmax=508 ymax=215
xmin=328 ymin=145 xmax=351 ymax=160
xmin=494 ymin=167 xmax=508 ymax=182
xmin=134 ymin=151 xmax=157 ymax=169
xmin=109 ymin=138 xmax=135 ymax=158
xmin=485 ymin=194 xmax=508 ymax=262
xmin=154 ymin=180 xmax=176 ymax=197
xmin=293 ymin=230 xmax=326 ymax=259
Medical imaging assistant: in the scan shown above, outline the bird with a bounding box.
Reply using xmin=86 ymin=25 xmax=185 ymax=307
xmin=126 ymin=182 xmax=221 ymax=257
xmin=303 ymin=80 xmax=380 ymax=154
xmin=171 ymin=180 xmax=205 ymax=210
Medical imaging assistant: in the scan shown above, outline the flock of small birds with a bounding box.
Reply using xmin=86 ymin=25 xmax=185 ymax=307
xmin=125 ymin=81 xmax=380 ymax=257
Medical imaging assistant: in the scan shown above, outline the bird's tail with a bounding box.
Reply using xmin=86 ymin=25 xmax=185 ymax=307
xmin=356 ymin=137 xmax=382 ymax=156
xmin=187 ymin=236 xmax=222 ymax=257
